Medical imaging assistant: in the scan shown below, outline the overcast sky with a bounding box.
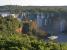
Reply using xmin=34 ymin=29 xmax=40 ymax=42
xmin=0 ymin=0 xmax=67 ymax=6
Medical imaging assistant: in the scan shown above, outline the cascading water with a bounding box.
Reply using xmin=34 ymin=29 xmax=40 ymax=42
xmin=57 ymin=13 xmax=65 ymax=33
xmin=37 ymin=13 xmax=43 ymax=28
xmin=60 ymin=20 xmax=65 ymax=33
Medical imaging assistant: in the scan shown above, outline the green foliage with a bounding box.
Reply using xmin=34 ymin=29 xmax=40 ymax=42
xmin=61 ymin=43 xmax=67 ymax=50
xmin=0 ymin=15 xmax=21 ymax=34
xmin=0 ymin=33 xmax=67 ymax=50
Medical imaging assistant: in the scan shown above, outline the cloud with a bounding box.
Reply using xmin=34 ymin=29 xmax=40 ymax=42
xmin=0 ymin=0 xmax=67 ymax=6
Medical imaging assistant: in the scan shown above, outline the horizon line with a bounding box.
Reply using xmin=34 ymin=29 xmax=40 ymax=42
xmin=0 ymin=4 xmax=67 ymax=6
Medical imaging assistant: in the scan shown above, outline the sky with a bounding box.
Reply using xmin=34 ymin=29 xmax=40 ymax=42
xmin=0 ymin=0 xmax=67 ymax=6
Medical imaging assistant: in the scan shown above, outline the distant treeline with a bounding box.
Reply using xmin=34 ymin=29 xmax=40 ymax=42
xmin=0 ymin=5 xmax=67 ymax=13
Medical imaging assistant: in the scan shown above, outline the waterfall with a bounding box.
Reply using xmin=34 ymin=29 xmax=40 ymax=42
xmin=45 ymin=19 xmax=47 ymax=25
xmin=37 ymin=13 xmax=42 ymax=27
xmin=60 ymin=20 xmax=65 ymax=32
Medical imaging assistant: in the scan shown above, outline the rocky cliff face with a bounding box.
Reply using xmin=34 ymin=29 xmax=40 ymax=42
xmin=21 ymin=12 xmax=67 ymax=34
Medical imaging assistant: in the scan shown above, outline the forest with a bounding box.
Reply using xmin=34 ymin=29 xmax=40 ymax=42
xmin=0 ymin=5 xmax=67 ymax=13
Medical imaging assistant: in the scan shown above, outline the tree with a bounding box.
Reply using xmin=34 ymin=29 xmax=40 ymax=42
xmin=0 ymin=15 xmax=22 ymax=34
